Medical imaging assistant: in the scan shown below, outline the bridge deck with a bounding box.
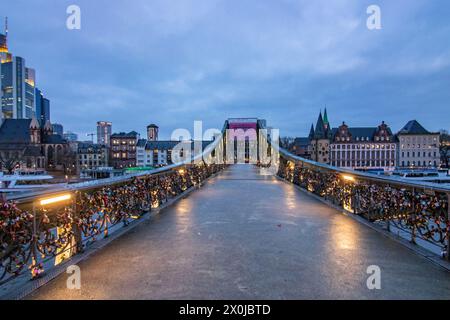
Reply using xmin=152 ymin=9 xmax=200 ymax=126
xmin=28 ymin=165 xmax=450 ymax=299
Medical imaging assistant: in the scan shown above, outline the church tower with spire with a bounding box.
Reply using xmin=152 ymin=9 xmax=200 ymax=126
xmin=309 ymin=109 xmax=332 ymax=164
xmin=323 ymin=108 xmax=330 ymax=131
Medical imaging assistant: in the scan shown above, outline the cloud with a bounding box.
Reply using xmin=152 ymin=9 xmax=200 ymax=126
xmin=4 ymin=0 xmax=450 ymax=138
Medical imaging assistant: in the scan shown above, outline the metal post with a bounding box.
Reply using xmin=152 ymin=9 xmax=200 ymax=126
xmin=72 ymin=192 xmax=84 ymax=254
xmin=446 ymin=192 xmax=450 ymax=261
xmin=31 ymin=203 xmax=38 ymax=279
xmin=411 ymin=188 xmax=417 ymax=245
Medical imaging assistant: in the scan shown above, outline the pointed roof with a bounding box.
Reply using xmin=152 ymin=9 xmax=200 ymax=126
xmin=323 ymin=108 xmax=329 ymax=126
xmin=0 ymin=119 xmax=33 ymax=144
xmin=398 ymin=120 xmax=430 ymax=135
xmin=29 ymin=117 xmax=40 ymax=129
xmin=44 ymin=120 xmax=53 ymax=131
xmin=314 ymin=112 xmax=326 ymax=139
xmin=308 ymin=124 xmax=315 ymax=140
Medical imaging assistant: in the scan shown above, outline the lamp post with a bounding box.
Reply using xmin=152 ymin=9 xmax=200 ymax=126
xmin=341 ymin=174 xmax=356 ymax=213
xmin=31 ymin=193 xmax=74 ymax=279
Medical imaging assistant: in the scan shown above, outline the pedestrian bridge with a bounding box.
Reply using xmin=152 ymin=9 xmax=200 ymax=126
xmin=21 ymin=165 xmax=450 ymax=299
xmin=1 ymin=120 xmax=449 ymax=299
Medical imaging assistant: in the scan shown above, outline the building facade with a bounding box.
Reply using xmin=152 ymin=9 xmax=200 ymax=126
xmin=0 ymin=118 xmax=73 ymax=173
xmin=110 ymin=131 xmax=139 ymax=168
xmin=147 ymin=124 xmax=159 ymax=141
xmin=136 ymin=140 xmax=212 ymax=167
xmin=397 ymin=120 xmax=440 ymax=168
xmin=291 ymin=137 xmax=311 ymax=158
xmin=330 ymin=121 xmax=397 ymax=171
xmin=77 ymin=142 xmax=108 ymax=170
xmin=97 ymin=121 xmax=112 ymax=146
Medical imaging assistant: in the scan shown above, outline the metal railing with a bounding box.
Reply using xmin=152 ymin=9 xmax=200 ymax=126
xmin=272 ymin=142 xmax=450 ymax=260
xmin=0 ymin=129 xmax=228 ymax=286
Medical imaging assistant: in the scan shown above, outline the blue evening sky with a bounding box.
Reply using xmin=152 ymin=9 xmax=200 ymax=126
xmin=3 ymin=0 xmax=450 ymax=139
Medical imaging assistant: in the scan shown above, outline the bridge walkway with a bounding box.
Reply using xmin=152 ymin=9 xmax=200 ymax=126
xmin=28 ymin=165 xmax=450 ymax=299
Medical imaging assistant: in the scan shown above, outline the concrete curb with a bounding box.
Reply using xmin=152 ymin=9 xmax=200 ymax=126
xmin=2 ymin=171 xmax=223 ymax=300
xmin=276 ymin=176 xmax=450 ymax=273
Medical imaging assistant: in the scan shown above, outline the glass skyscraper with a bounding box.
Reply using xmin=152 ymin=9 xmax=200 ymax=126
xmin=35 ymin=88 xmax=50 ymax=125
xmin=0 ymin=18 xmax=46 ymax=120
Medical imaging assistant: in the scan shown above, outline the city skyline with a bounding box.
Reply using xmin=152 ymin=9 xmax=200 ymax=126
xmin=3 ymin=0 xmax=450 ymax=139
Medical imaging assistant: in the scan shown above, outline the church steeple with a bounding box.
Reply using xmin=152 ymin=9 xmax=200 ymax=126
xmin=314 ymin=111 xmax=326 ymax=139
xmin=308 ymin=123 xmax=315 ymax=140
xmin=323 ymin=107 xmax=329 ymax=130
xmin=43 ymin=120 xmax=53 ymax=136
xmin=30 ymin=116 xmax=41 ymax=144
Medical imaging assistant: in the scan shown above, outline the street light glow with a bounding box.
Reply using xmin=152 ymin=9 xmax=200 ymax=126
xmin=39 ymin=194 xmax=72 ymax=206
xmin=342 ymin=175 xmax=355 ymax=182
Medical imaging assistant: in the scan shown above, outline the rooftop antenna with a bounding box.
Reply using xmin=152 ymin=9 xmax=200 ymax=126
xmin=5 ymin=17 xmax=7 ymax=37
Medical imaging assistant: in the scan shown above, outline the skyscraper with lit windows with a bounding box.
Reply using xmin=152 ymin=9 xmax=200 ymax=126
xmin=0 ymin=18 xmax=45 ymax=120
xmin=97 ymin=121 xmax=112 ymax=146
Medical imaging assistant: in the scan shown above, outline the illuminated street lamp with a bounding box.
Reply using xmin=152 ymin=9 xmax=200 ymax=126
xmin=31 ymin=193 xmax=74 ymax=278
xmin=39 ymin=194 xmax=72 ymax=206
xmin=342 ymin=174 xmax=355 ymax=182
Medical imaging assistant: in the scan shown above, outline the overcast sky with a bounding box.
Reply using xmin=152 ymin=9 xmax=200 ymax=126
xmin=4 ymin=0 xmax=450 ymax=139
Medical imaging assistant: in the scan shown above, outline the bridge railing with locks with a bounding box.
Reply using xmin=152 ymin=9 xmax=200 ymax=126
xmin=0 ymin=132 xmax=227 ymax=287
xmin=273 ymin=143 xmax=450 ymax=260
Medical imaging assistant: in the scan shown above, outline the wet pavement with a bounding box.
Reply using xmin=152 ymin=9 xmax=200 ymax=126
xmin=28 ymin=165 xmax=450 ymax=300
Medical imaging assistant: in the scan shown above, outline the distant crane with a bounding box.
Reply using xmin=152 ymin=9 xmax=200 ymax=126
xmin=87 ymin=133 xmax=96 ymax=143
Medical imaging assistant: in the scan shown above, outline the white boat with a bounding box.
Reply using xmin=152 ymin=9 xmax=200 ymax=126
xmin=0 ymin=171 xmax=67 ymax=193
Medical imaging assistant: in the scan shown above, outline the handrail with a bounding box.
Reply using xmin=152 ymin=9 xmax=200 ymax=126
xmin=8 ymin=122 xmax=228 ymax=203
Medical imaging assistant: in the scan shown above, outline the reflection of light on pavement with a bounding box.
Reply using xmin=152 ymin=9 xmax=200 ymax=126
xmin=330 ymin=223 xmax=359 ymax=251
xmin=175 ymin=199 xmax=194 ymax=234
xmin=285 ymin=186 xmax=297 ymax=210
xmin=176 ymin=199 xmax=192 ymax=216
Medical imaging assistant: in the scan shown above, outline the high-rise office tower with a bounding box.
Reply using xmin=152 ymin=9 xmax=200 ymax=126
xmin=35 ymin=88 xmax=50 ymax=126
xmin=147 ymin=124 xmax=159 ymax=141
xmin=97 ymin=121 xmax=112 ymax=146
xmin=0 ymin=18 xmax=39 ymax=120
xmin=52 ymin=123 xmax=63 ymax=136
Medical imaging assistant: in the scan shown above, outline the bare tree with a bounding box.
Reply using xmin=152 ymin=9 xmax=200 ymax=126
xmin=61 ymin=147 xmax=78 ymax=175
xmin=0 ymin=149 xmax=25 ymax=174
